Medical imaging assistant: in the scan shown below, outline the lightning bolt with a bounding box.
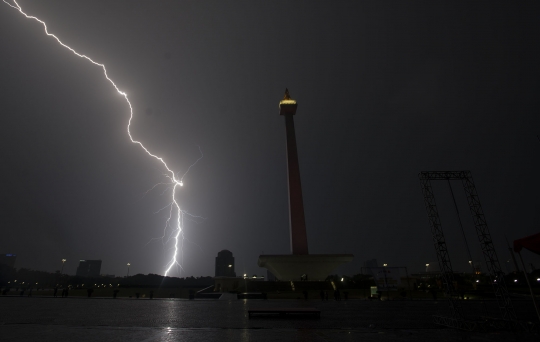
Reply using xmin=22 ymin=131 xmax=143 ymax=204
xmin=4 ymin=0 xmax=200 ymax=276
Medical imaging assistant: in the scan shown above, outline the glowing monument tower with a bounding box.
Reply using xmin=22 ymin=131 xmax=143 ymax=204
xmin=258 ymin=90 xmax=353 ymax=281
xmin=280 ymin=89 xmax=309 ymax=255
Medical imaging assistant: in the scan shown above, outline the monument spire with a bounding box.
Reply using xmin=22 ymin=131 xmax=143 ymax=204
xmin=257 ymin=90 xmax=353 ymax=281
xmin=279 ymin=89 xmax=309 ymax=255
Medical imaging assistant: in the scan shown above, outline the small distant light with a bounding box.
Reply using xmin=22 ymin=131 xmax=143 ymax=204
xmin=228 ymin=265 xmax=232 ymax=268
xmin=475 ymin=280 xmax=479 ymax=283
xmin=383 ymin=263 xmax=388 ymax=267
xmin=537 ymin=278 xmax=540 ymax=282
xmin=341 ymin=278 xmax=344 ymax=282
xmin=514 ymin=279 xmax=518 ymax=283
xmin=425 ymin=264 xmax=429 ymax=267
xmin=243 ymin=274 xmax=247 ymax=277
xmin=493 ymin=280 xmax=497 ymax=282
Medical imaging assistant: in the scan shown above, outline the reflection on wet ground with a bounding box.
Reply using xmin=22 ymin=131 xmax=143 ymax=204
xmin=0 ymin=297 xmax=537 ymax=341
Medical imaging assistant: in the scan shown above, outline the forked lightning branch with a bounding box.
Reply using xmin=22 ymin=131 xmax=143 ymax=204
xmin=3 ymin=0 xmax=201 ymax=276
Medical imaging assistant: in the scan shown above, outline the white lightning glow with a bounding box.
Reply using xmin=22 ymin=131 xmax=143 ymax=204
xmin=4 ymin=0 xmax=199 ymax=276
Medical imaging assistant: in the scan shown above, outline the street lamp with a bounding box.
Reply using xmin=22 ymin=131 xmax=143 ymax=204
xmin=126 ymin=263 xmax=131 ymax=277
xmin=382 ymin=264 xmax=389 ymax=300
xmin=425 ymin=263 xmax=429 ymax=272
xmin=61 ymin=259 xmax=66 ymax=274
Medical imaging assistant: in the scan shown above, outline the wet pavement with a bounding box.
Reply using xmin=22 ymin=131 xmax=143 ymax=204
xmin=0 ymin=297 xmax=538 ymax=341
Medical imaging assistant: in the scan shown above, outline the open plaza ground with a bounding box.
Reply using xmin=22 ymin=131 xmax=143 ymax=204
xmin=1 ymin=296 xmax=539 ymax=341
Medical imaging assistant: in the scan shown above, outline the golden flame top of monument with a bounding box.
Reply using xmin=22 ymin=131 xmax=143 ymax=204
xmin=279 ymin=88 xmax=297 ymax=105
xmin=279 ymin=88 xmax=297 ymax=115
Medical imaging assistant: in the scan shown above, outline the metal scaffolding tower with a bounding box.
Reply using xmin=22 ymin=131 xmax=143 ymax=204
xmin=419 ymin=171 xmax=517 ymax=330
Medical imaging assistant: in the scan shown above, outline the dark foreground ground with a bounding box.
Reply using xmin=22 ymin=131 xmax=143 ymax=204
xmin=1 ymin=297 xmax=538 ymax=341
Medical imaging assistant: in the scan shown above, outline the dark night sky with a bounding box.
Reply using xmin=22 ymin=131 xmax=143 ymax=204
xmin=1 ymin=0 xmax=540 ymax=278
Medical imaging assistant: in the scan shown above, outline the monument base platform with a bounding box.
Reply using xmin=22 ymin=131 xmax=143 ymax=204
xmin=257 ymin=254 xmax=354 ymax=281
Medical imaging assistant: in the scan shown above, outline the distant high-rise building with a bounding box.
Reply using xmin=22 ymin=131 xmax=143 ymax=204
xmin=215 ymin=250 xmax=236 ymax=277
xmin=76 ymin=260 xmax=102 ymax=277
xmin=0 ymin=254 xmax=16 ymax=268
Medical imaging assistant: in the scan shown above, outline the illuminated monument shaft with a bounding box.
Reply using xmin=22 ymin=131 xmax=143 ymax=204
xmin=281 ymin=89 xmax=309 ymax=255
xmin=257 ymin=90 xmax=353 ymax=281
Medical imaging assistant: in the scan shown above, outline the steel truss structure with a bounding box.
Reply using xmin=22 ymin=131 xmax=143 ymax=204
xmin=419 ymin=171 xmax=517 ymax=330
